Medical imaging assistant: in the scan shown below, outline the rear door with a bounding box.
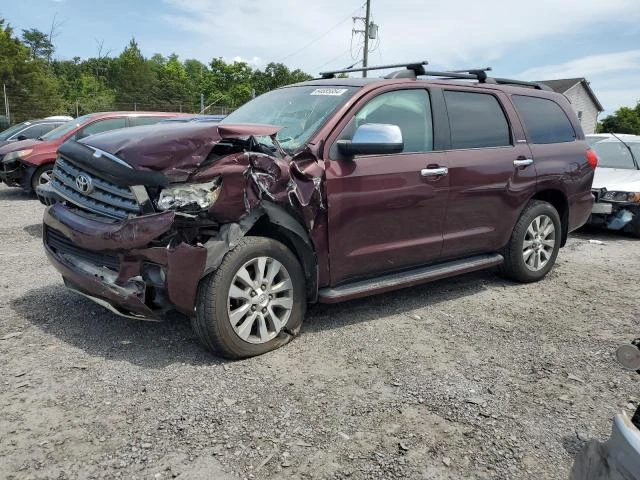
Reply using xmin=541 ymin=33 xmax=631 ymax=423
xmin=440 ymin=89 xmax=536 ymax=259
xmin=325 ymin=87 xmax=450 ymax=285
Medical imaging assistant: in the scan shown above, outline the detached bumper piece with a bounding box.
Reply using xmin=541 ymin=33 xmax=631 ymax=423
xmin=43 ymin=203 xmax=207 ymax=320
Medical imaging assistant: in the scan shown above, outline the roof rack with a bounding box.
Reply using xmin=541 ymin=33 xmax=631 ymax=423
xmin=319 ymin=61 xmax=428 ymax=79
xmin=318 ymin=61 xmax=552 ymax=90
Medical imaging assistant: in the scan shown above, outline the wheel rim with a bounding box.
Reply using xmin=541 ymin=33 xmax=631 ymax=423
xmin=522 ymin=214 xmax=556 ymax=271
xmin=39 ymin=169 xmax=53 ymax=185
xmin=227 ymin=256 xmax=294 ymax=344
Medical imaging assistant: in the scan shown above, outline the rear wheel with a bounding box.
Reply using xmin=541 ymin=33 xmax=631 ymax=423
xmin=501 ymin=200 xmax=561 ymax=283
xmin=193 ymin=236 xmax=306 ymax=359
xmin=31 ymin=164 xmax=54 ymax=193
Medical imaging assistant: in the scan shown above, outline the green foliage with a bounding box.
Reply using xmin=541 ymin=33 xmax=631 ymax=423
xmin=1 ymin=16 xmax=315 ymax=122
xmin=21 ymin=28 xmax=54 ymax=60
xmin=598 ymin=102 xmax=640 ymax=135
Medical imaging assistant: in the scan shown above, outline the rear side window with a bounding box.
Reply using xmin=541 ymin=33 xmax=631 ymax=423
xmin=130 ymin=116 xmax=170 ymax=127
xmin=77 ymin=118 xmax=126 ymax=139
xmin=512 ymin=95 xmax=576 ymax=144
xmin=444 ymin=91 xmax=511 ymax=149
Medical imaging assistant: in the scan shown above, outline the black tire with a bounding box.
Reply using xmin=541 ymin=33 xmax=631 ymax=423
xmin=501 ymin=200 xmax=562 ymax=283
xmin=623 ymin=213 xmax=640 ymax=238
xmin=30 ymin=164 xmax=54 ymax=193
xmin=193 ymin=236 xmax=306 ymax=359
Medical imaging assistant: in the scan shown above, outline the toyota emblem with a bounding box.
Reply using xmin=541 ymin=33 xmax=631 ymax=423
xmin=75 ymin=174 xmax=94 ymax=194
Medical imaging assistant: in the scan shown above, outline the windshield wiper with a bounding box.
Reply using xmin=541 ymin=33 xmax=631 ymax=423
xmin=609 ymin=131 xmax=639 ymax=170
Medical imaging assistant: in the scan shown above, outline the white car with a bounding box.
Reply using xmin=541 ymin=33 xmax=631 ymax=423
xmin=587 ymin=134 xmax=640 ymax=237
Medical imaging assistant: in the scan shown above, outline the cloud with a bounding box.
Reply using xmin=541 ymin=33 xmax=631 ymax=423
xmin=515 ymin=50 xmax=640 ymax=80
xmin=161 ymin=0 xmax=640 ymax=73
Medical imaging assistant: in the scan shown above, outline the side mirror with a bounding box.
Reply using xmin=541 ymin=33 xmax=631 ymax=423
xmin=16 ymin=134 xmax=27 ymax=141
xmin=337 ymin=123 xmax=403 ymax=157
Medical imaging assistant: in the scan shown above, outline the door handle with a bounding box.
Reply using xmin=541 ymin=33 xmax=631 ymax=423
xmin=513 ymin=158 xmax=534 ymax=167
xmin=420 ymin=167 xmax=448 ymax=177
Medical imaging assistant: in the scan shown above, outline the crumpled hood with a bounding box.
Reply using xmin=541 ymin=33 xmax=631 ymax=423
xmin=592 ymin=167 xmax=640 ymax=191
xmin=80 ymin=122 xmax=280 ymax=179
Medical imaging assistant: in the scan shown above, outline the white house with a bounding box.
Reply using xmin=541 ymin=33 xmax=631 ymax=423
xmin=535 ymin=78 xmax=604 ymax=134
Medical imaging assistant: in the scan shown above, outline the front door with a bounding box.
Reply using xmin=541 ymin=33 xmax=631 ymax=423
xmin=325 ymin=88 xmax=450 ymax=285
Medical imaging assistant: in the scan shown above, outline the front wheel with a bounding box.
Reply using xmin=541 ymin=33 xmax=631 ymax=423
xmin=501 ymin=200 xmax=562 ymax=283
xmin=31 ymin=164 xmax=54 ymax=193
xmin=193 ymin=236 xmax=306 ymax=359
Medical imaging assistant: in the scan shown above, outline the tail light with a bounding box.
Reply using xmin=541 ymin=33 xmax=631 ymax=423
xmin=586 ymin=148 xmax=598 ymax=169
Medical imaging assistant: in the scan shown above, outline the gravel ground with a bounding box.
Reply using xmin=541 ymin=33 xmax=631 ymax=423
xmin=1 ymin=183 xmax=639 ymax=480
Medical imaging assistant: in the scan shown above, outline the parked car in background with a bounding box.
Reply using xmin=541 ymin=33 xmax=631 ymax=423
xmin=159 ymin=114 xmax=226 ymax=123
xmin=38 ymin=62 xmax=595 ymax=358
xmin=0 ymin=111 xmax=184 ymax=193
xmin=587 ymin=133 xmax=640 ymax=236
xmin=0 ymin=118 xmax=71 ymax=147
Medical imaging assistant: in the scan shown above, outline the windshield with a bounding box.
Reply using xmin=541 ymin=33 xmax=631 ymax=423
xmin=41 ymin=114 xmax=92 ymax=141
xmin=592 ymin=140 xmax=640 ymax=169
xmin=0 ymin=121 xmax=31 ymax=141
xmin=221 ymin=85 xmax=358 ymax=153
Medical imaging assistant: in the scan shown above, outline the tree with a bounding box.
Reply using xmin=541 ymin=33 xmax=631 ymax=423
xmin=1 ymin=19 xmax=65 ymax=121
xmin=21 ymin=28 xmax=54 ymax=60
xmin=113 ymin=38 xmax=155 ymax=108
xmin=599 ymin=102 xmax=640 ymax=135
xmin=253 ymin=62 xmax=312 ymax=96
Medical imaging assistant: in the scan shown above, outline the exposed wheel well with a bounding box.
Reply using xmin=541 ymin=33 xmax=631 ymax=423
xmin=532 ymin=189 xmax=569 ymax=246
xmin=246 ymin=216 xmax=318 ymax=301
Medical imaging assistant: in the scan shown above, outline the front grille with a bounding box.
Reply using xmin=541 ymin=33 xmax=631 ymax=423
xmin=50 ymin=157 xmax=141 ymax=219
xmin=46 ymin=227 xmax=120 ymax=271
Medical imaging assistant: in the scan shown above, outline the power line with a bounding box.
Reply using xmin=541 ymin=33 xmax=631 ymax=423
xmin=278 ymin=2 xmax=365 ymax=63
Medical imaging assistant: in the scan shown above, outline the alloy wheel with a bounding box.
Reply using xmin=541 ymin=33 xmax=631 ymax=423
xmin=227 ymin=256 xmax=294 ymax=344
xmin=522 ymin=214 xmax=556 ymax=271
xmin=39 ymin=169 xmax=54 ymax=185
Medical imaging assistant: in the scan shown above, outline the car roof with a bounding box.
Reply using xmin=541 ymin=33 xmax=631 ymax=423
xmin=287 ymin=76 xmax=561 ymax=97
xmin=587 ymin=133 xmax=640 ymax=143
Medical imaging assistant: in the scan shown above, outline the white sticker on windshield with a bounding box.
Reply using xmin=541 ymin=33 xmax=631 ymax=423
xmin=310 ymin=88 xmax=349 ymax=96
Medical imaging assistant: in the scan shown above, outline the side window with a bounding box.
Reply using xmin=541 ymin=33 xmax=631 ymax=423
xmin=12 ymin=125 xmax=40 ymax=140
xmin=77 ymin=118 xmax=126 ymax=139
xmin=512 ymin=95 xmax=576 ymax=144
xmin=444 ymin=90 xmax=511 ymax=149
xmin=30 ymin=124 xmax=59 ymax=138
xmin=339 ymin=89 xmax=434 ymax=154
xmin=130 ymin=116 xmax=169 ymax=127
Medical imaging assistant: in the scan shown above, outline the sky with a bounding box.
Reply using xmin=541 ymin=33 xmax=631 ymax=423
xmin=3 ymin=0 xmax=640 ymax=116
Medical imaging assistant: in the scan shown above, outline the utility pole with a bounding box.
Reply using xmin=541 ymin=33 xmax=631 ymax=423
xmin=352 ymin=0 xmax=378 ymax=78
xmin=362 ymin=0 xmax=371 ymax=77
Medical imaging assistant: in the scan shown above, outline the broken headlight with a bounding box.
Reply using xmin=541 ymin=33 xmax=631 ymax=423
xmin=602 ymin=191 xmax=640 ymax=203
xmin=156 ymin=179 xmax=221 ymax=212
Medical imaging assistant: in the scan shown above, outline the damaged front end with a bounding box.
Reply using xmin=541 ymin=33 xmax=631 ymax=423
xmin=589 ymin=188 xmax=640 ymax=234
xmin=41 ymin=122 xmax=324 ymax=320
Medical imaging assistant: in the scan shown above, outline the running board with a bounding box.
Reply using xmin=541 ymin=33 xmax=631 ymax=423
xmin=318 ymin=253 xmax=503 ymax=303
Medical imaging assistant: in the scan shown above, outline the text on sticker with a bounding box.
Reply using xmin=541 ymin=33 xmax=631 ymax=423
xmin=310 ymin=88 xmax=349 ymax=96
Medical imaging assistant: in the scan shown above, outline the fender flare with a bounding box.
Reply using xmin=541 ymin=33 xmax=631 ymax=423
xmin=201 ymin=202 xmax=319 ymax=301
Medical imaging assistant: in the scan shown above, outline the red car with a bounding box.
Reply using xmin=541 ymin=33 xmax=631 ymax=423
xmin=0 ymin=111 xmax=183 ymax=193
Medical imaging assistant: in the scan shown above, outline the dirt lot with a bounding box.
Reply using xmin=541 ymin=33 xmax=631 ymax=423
xmin=1 ymin=183 xmax=639 ymax=480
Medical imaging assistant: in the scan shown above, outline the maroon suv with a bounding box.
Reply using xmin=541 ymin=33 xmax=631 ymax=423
xmin=39 ymin=62 xmax=596 ymax=358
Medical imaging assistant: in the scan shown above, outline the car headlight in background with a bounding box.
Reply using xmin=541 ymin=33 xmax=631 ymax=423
xmin=602 ymin=191 xmax=640 ymax=203
xmin=156 ymin=179 xmax=222 ymax=211
xmin=3 ymin=149 xmax=33 ymax=163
